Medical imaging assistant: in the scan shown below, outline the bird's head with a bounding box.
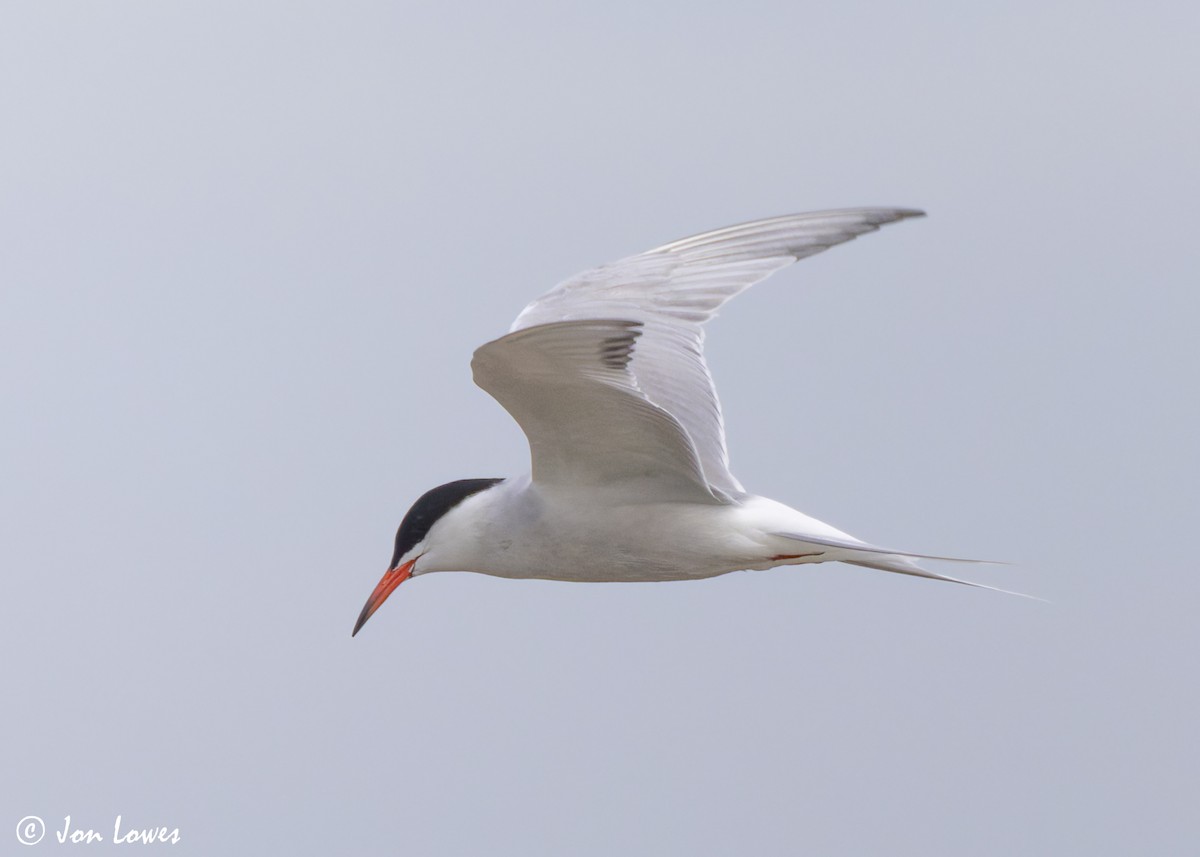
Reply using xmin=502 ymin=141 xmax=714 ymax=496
xmin=352 ymin=478 xmax=503 ymax=636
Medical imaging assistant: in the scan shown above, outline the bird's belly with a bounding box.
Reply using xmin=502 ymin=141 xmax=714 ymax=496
xmin=471 ymin=501 xmax=765 ymax=583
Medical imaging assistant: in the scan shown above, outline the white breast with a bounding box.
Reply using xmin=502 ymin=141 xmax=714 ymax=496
xmin=416 ymin=477 xmax=792 ymax=582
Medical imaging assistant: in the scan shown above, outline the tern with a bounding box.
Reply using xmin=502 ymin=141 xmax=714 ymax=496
xmin=353 ymin=208 xmax=999 ymax=636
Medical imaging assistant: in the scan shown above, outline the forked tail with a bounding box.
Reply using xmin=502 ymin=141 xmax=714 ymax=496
xmin=770 ymin=531 xmax=1039 ymax=600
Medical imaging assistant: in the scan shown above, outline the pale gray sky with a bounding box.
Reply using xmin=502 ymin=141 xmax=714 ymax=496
xmin=3 ymin=2 xmax=1197 ymax=854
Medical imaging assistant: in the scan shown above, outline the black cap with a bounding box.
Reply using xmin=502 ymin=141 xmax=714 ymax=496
xmin=389 ymin=478 xmax=504 ymax=568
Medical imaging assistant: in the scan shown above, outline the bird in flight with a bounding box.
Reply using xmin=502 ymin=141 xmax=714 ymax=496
xmin=353 ymin=208 xmax=999 ymax=636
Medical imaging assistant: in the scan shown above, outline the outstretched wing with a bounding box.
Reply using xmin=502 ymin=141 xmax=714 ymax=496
xmin=506 ymin=208 xmax=925 ymax=494
xmin=471 ymin=319 xmax=720 ymax=502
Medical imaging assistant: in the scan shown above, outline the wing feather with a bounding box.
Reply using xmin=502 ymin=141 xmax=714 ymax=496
xmin=471 ymin=319 xmax=720 ymax=502
xmin=507 ymin=208 xmax=924 ymax=494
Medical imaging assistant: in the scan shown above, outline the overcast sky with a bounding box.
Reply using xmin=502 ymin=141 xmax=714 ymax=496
xmin=3 ymin=2 xmax=1198 ymax=855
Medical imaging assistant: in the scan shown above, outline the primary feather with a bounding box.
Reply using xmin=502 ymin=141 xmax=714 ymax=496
xmin=493 ymin=208 xmax=925 ymax=496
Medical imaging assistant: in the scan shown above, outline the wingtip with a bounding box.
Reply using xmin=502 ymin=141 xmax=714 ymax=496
xmin=848 ymin=207 xmax=926 ymax=228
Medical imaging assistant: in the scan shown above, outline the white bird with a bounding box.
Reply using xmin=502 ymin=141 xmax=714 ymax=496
xmin=353 ymin=208 xmax=1001 ymax=636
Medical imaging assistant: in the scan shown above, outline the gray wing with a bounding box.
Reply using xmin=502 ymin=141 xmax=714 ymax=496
xmin=471 ymin=319 xmax=720 ymax=502
xmin=507 ymin=208 xmax=925 ymax=494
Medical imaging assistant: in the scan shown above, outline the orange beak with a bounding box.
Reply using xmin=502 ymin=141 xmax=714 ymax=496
xmin=352 ymin=557 xmax=417 ymax=636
